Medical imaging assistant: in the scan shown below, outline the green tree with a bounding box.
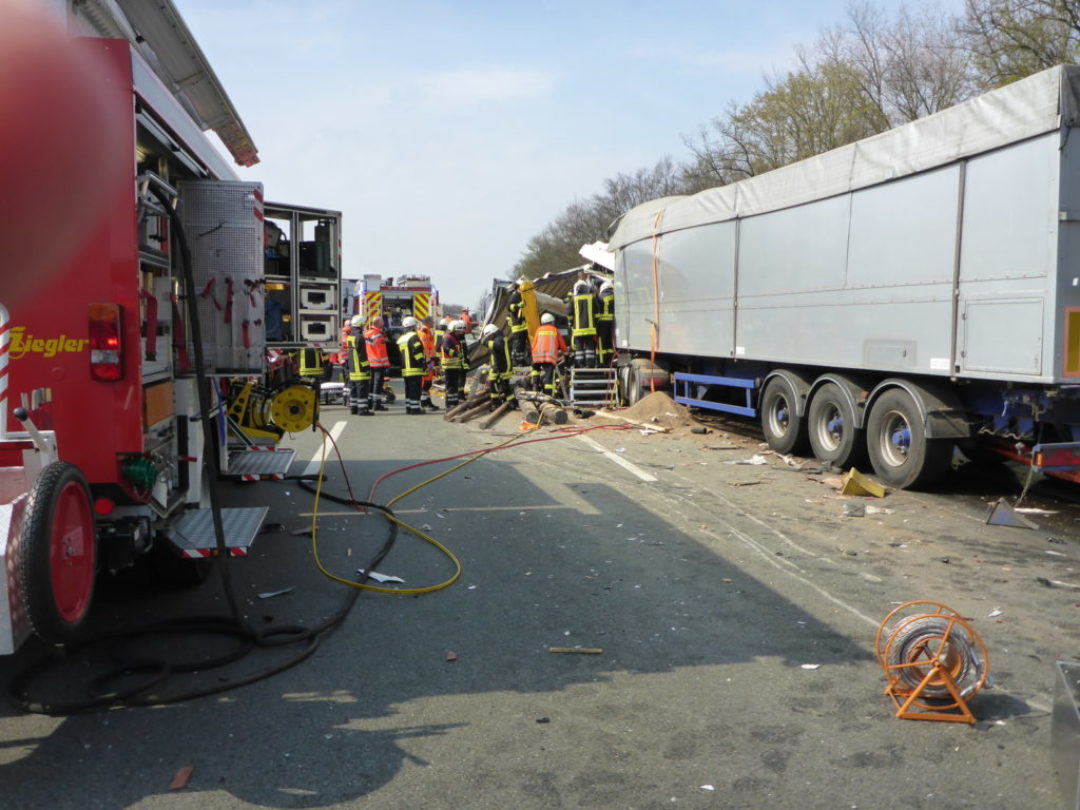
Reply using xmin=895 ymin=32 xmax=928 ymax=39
xmin=960 ymin=0 xmax=1080 ymax=86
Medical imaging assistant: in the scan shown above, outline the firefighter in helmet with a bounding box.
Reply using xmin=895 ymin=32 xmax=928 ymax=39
xmin=530 ymin=312 xmax=567 ymax=397
xmin=344 ymin=315 xmax=372 ymax=415
xmin=396 ymin=316 xmax=427 ymax=414
xmin=482 ymin=322 xmax=514 ymax=410
xmin=441 ymin=319 xmax=469 ymax=410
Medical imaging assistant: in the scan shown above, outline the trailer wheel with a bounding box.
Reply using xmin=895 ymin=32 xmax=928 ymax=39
xmin=808 ymin=382 xmax=866 ymax=469
xmin=760 ymin=376 xmax=808 ymax=455
xmin=867 ymin=388 xmax=952 ymax=489
xmin=19 ymin=462 xmax=97 ymax=644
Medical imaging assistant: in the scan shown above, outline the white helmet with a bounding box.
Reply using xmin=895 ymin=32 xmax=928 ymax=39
xmin=350 ymin=315 xmax=364 ymax=328
xmin=540 ymin=312 xmax=555 ymax=324
xmin=481 ymin=323 xmax=499 ymax=337
xmin=599 ymin=279 xmax=613 ymax=292
xmin=402 ymin=315 xmax=419 ymax=329
xmin=451 ymin=319 xmax=466 ymax=331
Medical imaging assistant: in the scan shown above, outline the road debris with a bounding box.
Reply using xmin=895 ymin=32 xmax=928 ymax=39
xmin=840 ymin=468 xmax=886 ymax=497
xmin=800 ymin=664 xmax=821 ymax=670
xmin=257 ymin=587 xmax=295 ymax=599
xmin=446 ymin=650 xmax=459 ymax=662
xmin=169 ymin=766 xmax=194 ymax=791
xmin=842 ymin=503 xmax=866 ymax=517
xmin=1037 ymin=577 xmax=1080 ymax=590
xmin=725 ymin=454 xmax=769 ymax=465
xmin=356 ymin=569 xmax=405 ymax=584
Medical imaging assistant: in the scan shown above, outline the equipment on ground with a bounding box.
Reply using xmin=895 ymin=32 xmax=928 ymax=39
xmin=875 ymin=601 xmax=988 ymax=724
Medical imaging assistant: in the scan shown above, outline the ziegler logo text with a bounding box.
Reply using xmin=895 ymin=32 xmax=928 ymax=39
xmin=7 ymin=328 xmax=89 ymax=359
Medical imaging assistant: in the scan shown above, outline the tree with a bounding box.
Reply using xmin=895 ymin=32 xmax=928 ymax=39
xmin=959 ymin=0 xmax=1080 ymax=86
xmin=512 ymin=157 xmax=695 ymax=281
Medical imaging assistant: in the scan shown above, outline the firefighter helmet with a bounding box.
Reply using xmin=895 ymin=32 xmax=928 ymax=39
xmin=451 ymin=319 xmax=465 ymax=332
xmin=541 ymin=313 xmax=555 ymax=324
xmin=402 ymin=315 xmax=419 ymax=329
xmin=351 ymin=315 xmax=364 ymax=328
xmin=482 ymin=323 xmax=499 ymax=337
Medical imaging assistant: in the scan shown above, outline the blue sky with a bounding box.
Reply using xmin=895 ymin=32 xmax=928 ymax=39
xmin=178 ymin=0 xmax=960 ymax=307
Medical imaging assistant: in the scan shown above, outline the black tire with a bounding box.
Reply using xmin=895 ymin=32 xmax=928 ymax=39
xmin=624 ymin=363 xmax=642 ymax=405
xmin=760 ymin=376 xmax=808 ymax=455
xmin=19 ymin=462 xmax=97 ymax=645
xmin=807 ymin=382 xmax=866 ymax=469
xmin=867 ymin=388 xmax=953 ymax=489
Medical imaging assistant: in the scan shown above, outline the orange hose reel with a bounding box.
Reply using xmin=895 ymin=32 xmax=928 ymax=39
xmin=874 ymin=600 xmax=989 ymax=724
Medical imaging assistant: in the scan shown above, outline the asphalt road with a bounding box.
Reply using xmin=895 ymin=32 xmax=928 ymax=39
xmin=0 ymin=384 xmax=1077 ymax=809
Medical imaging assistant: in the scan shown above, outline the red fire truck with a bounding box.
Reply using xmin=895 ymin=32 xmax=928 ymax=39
xmin=0 ymin=31 xmax=337 ymax=653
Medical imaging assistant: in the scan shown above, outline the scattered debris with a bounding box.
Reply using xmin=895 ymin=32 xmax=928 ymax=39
xmin=866 ymin=505 xmax=895 ymax=516
xmin=1037 ymin=577 xmax=1080 ymax=590
xmin=705 ymin=443 xmax=741 ymax=450
xmin=536 ymin=717 xmax=551 ymax=724
xmin=169 ymin=766 xmax=194 ymax=791
xmin=257 ymin=587 xmax=295 ymax=600
xmin=985 ymin=499 xmax=1039 ymax=529
xmin=690 ymin=426 xmax=709 ymax=435
xmin=446 ymin=651 xmax=458 ymax=663
xmin=700 ymin=785 xmax=716 ymax=791
xmin=842 ymin=503 xmax=866 ymax=517
xmin=1014 ymin=507 xmax=1059 ymax=515
xmin=840 ymin=468 xmax=886 ymax=497
xmin=356 ymin=569 xmax=405 ymax=584
xmin=547 ymin=647 xmax=604 ymax=654
xmin=725 ymin=454 xmax=769 ymax=466
xmin=801 ymin=663 xmax=821 ymax=670
xmin=987 ymin=608 xmax=1004 ymax=618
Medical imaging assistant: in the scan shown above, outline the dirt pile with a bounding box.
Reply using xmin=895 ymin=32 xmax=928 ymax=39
xmin=619 ymin=391 xmax=698 ymax=431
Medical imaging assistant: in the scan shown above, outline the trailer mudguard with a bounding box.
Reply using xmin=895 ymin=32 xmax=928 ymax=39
xmin=868 ymin=378 xmax=970 ymax=440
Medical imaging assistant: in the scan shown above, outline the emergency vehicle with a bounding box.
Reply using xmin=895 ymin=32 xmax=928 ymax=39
xmin=354 ymin=275 xmax=439 ymax=337
xmin=0 ymin=6 xmax=337 ymax=652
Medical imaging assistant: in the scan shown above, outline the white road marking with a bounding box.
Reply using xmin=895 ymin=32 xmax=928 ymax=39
xmin=576 ymin=434 xmax=657 ymax=482
xmin=302 ymin=420 xmax=348 ymax=478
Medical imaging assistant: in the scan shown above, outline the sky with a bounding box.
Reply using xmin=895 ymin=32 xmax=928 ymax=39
xmin=177 ymin=0 xmax=961 ymax=308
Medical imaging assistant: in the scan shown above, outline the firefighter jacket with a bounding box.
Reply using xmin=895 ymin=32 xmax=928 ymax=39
xmin=484 ymin=331 xmax=511 ymax=376
xmin=298 ymin=348 xmax=324 ymax=377
xmin=364 ymin=326 xmax=390 ymax=368
xmin=506 ymin=290 xmax=528 ymax=333
xmin=596 ymin=289 xmax=615 ymax=324
xmin=335 ymin=323 xmax=352 ymax=364
xmin=441 ymin=332 xmax=467 ymax=371
xmin=397 ymin=330 xmax=426 ymax=377
xmin=345 ymin=334 xmax=371 ymax=381
xmin=571 ymin=291 xmax=597 ymax=337
xmin=419 ymin=325 xmax=436 ymax=363
xmin=531 ymin=324 xmax=567 ymax=365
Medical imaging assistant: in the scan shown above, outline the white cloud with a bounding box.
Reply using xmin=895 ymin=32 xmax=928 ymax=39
xmin=409 ymin=67 xmax=555 ymax=105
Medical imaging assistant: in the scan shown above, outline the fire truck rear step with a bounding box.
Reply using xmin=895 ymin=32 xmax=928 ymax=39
xmin=166 ymin=506 xmax=268 ymax=557
xmin=225 ymin=448 xmax=295 ymax=480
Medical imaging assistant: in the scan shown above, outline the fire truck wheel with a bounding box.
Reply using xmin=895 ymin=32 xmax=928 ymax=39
xmin=19 ymin=462 xmax=97 ymax=645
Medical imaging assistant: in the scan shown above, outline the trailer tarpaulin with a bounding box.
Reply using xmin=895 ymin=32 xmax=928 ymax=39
xmin=610 ymin=65 xmax=1080 ymax=248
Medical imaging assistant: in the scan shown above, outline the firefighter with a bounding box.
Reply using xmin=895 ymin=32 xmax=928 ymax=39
xmin=506 ymin=281 xmax=531 ymax=367
xmin=481 ymin=322 xmax=514 ymax=410
xmin=418 ymin=316 xmax=440 ymax=410
xmin=531 ymin=312 xmax=567 ymax=398
xmin=570 ymin=272 xmax=598 ymax=368
xmin=596 ymin=278 xmax=615 ymax=367
xmin=397 ymin=315 xmax=426 ymax=415
xmin=363 ymin=316 xmax=390 ymax=411
xmin=345 ymin=315 xmax=372 ymax=415
xmin=441 ymin=319 xmax=468 ymax=410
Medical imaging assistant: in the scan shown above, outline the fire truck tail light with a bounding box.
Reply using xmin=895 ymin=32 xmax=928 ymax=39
xmin=93 ymin=497 xmax=115 ymax=516
xmin=89 ymin=303 xmax=123 ymax=381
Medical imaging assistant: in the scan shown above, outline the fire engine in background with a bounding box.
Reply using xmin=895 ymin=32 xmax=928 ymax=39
xmin=353 ymin=274 xmax=439 ymax=338
xmin=0 ymin=8 xmax=338 ymax=653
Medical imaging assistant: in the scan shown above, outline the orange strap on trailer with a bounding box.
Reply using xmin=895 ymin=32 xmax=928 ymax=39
xmin=649 ymin=210 xmax=664 ymax=394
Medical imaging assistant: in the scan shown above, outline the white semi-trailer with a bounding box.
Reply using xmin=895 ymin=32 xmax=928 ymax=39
xmin=609 ymin=65 xmax=1080 ymax=489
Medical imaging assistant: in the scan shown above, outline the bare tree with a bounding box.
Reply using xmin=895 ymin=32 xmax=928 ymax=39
xmin=960 ymin=0 xmax=1080 ymax=86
